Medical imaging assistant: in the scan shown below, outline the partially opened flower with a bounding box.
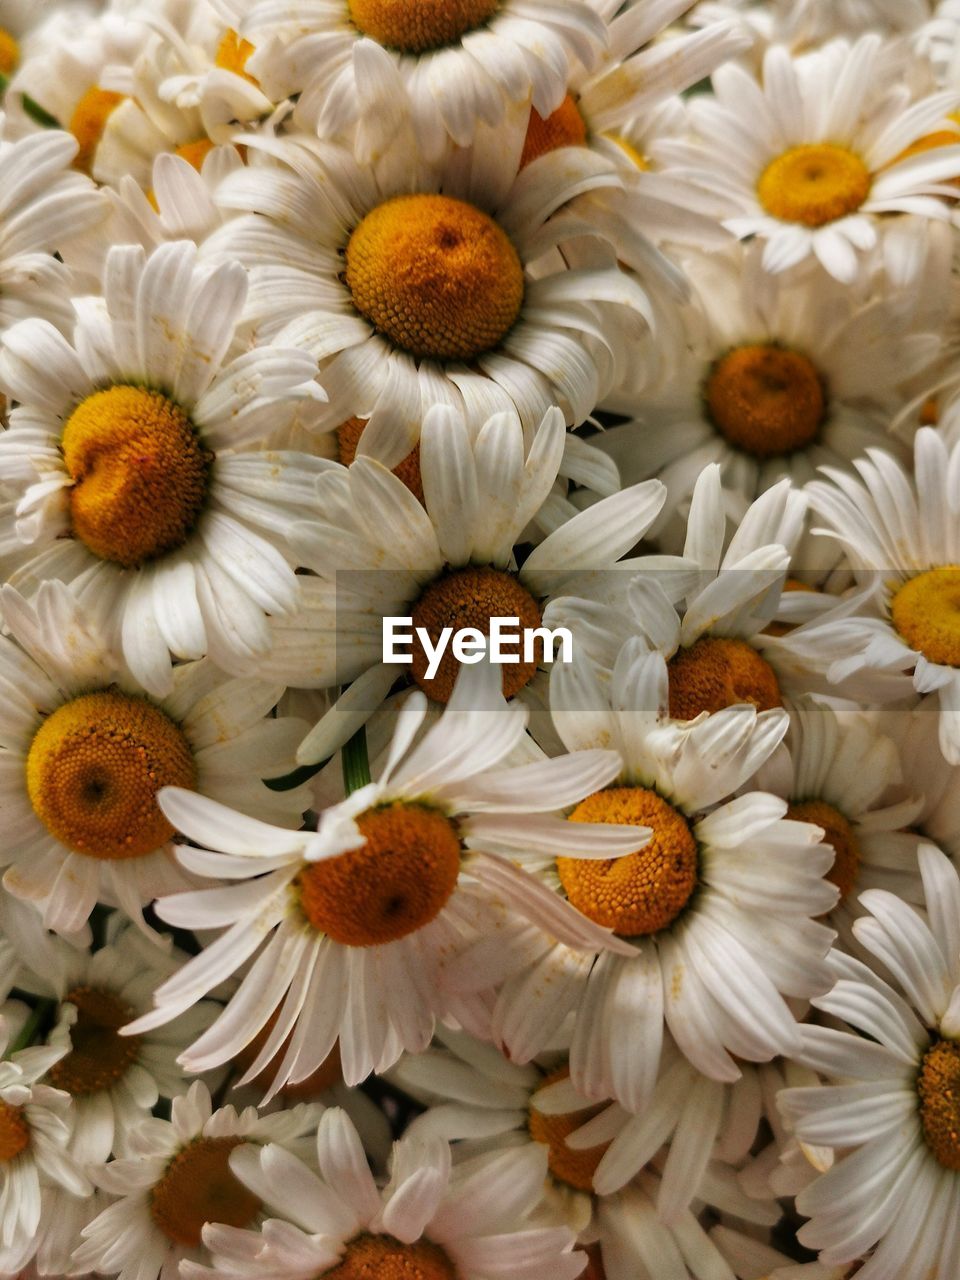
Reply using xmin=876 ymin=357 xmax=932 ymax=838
xmin=124 ymin=661 xmax=649 ymax=1091
xmin=0 ymin=580 xmax=311 ymax=935
xmin=780 ymin=845 xmax=960 ymax=1279
xmin=0 ymin=238 xmax=328 ymax=695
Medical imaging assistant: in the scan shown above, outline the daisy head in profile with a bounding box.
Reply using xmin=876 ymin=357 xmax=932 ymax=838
xmin=662 ymin=34 xmax=960 ymax=281
xmin=447 ymin=637 xmax=837 ymax=1114
xmin=0 ymin=580 xmax=311 ymax=936
xmin=180 ymin=1105 xmax=584 ymax=1280
xmin=0 ymin=238 xmax=328 ymax=696
xmin=204 ymin=129 xmax=657 ymax=453
xmin=124 ymin=661 xmax=650 ymax=1093
xmin=213 ymin=0 xmax=607 ymax=161
xmin=71 ymin=1080 xmax=322 ymax=1280
xmin=801 ymin=427 xmax=960 ymax=764
xmin=780 ymin=844 xmax=960 ymax=1280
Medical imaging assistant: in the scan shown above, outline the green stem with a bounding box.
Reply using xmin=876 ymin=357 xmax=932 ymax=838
xmin=10 ymin=998 xmax=55 ymax=1054
xmin=341 ymin=724 xmax=372 ymax=795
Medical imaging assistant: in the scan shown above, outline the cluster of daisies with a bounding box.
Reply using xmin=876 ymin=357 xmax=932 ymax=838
xmin=5 ymin=0 xmax=960 ymax=1277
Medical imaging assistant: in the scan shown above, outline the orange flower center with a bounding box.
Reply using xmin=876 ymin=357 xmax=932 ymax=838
xmin=150 ymin=1136 xmax=262 ymax=1247
xmin=345 ymin=194 xmax=524 ymax=361
xmin=327 ymin=1235 xmax=458 ymax=1280
xmin=410 ymin=567 xmax=542 ymax=703
xmin=26 ymin=690 xmax=197 ymax=861
xmin=528 ymin=1067 xmax=609 ymax=1192
xmin=347 ymin=0 xmax=499 ymax=53
xmin=0 ymin=1102 xmax=29 ymax=1163
xmin=62 ymin=385 xmax=212 ymax=568
xmin=69 ymin=86 xmax=125 ymax=175
xmin=48 ymin=987 xmax=141 ymax=1095
xmin=0 ymin=28 xmax=19 ymax=76
xmin=704 ymin=345 xmax=825 ymax=457
xmin=667 ymin=636 xmax=782 ymax=720
xmin=296 ymin=803 xmax=462 ymax=946
xmin=557 ymin=788 xmax=698 ymax=937
xmin=787 ymin=800 xmax=861 ymax=902
xmin=757 ymin=143 xmax=872 ymax=227
xmin=337 ymin=416 xmax=424 ymax=503
xmin=918 ymin=1039 xmax=960 ymax=1171
xmin=520 ymin=95 xmax=587 ymax=168
xmin=891 ymin=567 xmax=960 ymax=668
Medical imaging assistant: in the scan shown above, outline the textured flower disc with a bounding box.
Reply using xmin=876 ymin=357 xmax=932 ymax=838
xmin=26 ymin=690 xmax=198 ymax=861
xmin=891 ymin=567 xmax=960 ymax=667
xmin=62 ymin=385 xmax=212 ymax=568
xmin=528 ymin=1067 xmax=609 ymax=1192
xmin=296 ymin=803 xmax=462 ymax=945
xmin=149 ymin=1137 xmax=261 ymax=1246
xmin=410 ymin=567 xmax=542 ymax=702
xmin=667 ymin=636 xmax=782 ymax=720
xmin=704 ymin=345 xmax=826 ymax=457
xmin=326 ymin=1235 xmax=458 ymax=1280
xmin=917 ymin=1039 xmax=960 ymax=1171
xmin=0 ymin=1102 xmax=30 ymax=1163
xmin=757 ymin=143 xmax=872 ymax=227
xmin=48 ymin=987 xmax=141 ymax=1096
xmin=558 ymin=788 xmax=698 ymax=937
xmin=345 ymin=194 xmax=524 ymax=361
xmin=520 ymin=95 xmax=587 ymax=168
xmin=347 ymin=0 xmax=500 ymax=53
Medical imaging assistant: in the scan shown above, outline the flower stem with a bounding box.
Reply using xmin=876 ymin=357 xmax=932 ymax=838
xmin=341 ymin=724 xmax=372 ymax=795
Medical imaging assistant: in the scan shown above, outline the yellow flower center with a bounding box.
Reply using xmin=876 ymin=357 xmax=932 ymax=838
xmin=410 ymin=567 xmax=542 ymax=703
xmin=667 ymin=636 xmax=783 ymax=721
xmin=344 ymin=194 xmax=524 ymax=361
xmin=758 ymin=143 xmax=872 ymax=227
xmin=520 ymin=94 xmax=588 ymax=169
xmin=704 ymin=345 xmax=825 ymax=458
xmin=61 ymin=385 xmax=212 ymax=568
xmin=47 ymin=987 xmax=142 ymax=1096
xmin=607 ymin=135 xmax=649 ymax=170
xmin=557 ymin=788 xmax=698 ymax=937
xmin=0 ymin=28 xmax=19 ymax=76
xmin=918 ymin=1040 xmax=960 ymax=1171
xmin=787 ymin=800 xmax=861 ymax=902
xmin=0 ymin=1103 xmax=29 ymax=1163
xmin=337 ymin=416 xmax=424 ymax=504
xmin=891 ymin=567 xmax=960 ymax=668
xmin=528 ymin=1067 xmax=610 ymax=1192
xmin=26 ymin=690 xmax=197 ymax=861
xmin=347 ymin=0 xmax=499 ymax=53
xmin=296 ymin=803 xmax=462 ymax=946
xmin=150 ymin=1137 xmax=262 ymax=1247
xmin=69 ymin=86 xmax=125 ymax=175
xmin=214 ymin=29 xmax=258 ymax=84
xmin=327 ymin=1236 xmax=458 ymax=1280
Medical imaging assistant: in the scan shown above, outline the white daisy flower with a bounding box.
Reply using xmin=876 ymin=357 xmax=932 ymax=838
xmin=753 ymin=696 xmax=924 ymax=952
xmin=447 ymin=638 xmax=837 ymax=1111
xmin=0 ymin=579 xmax=312 ymax=935
xmin=250 ymin=404 xmax=666 ymax=764
xmin=779 ymin=844 xmax=960 ymax=1280
xmin=181 ymin=1105 xmax=583 ymax=1280
xmin=0 ymin=130 xmax=105 ymax=336
xmin=71 ymin=1079 xmax=321 ymax=1280
xmin=0 ymin=1014 xmax=89 ymax=1257
xmin=0 ymin=238 xmax=328 ymax=697
xmin=123 ymin=661 xmax=649 ymax=1092
xmin=546 ymin=465 xmax=830 ymax=724
xmin=599 ymin=244 xmax=937 ymax=511
xmin=202 ymin=132 xmax=656 ymax=444
xmin=37 ymin=919 xmax=220 ymax=1163
xmin=215 ymin=0 xmax=607 ymax=161
xmin=391 ymin=1032 xmax=780 ymax=1280
xmin=659 ymin=35 xmax=960 ymax=282
xmin=799 ymin=427 xmax=960 ymax=764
